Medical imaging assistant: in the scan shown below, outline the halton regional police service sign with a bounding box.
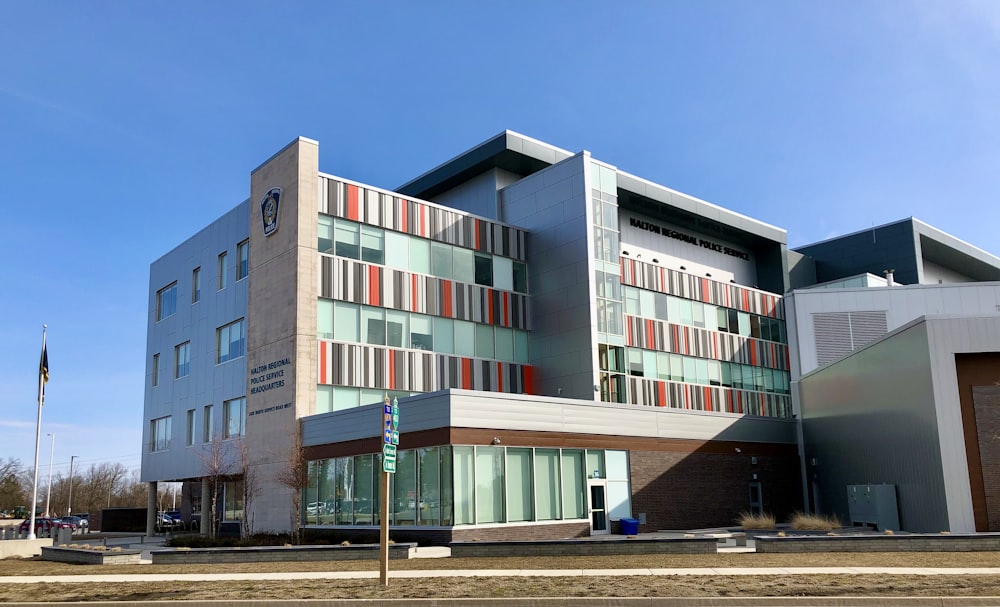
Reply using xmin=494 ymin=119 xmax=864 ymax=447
xmin=261 ymin=187 xmax=281 ymax=237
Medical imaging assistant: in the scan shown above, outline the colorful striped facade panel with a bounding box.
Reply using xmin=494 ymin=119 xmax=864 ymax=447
xmin=320 ymin=178 xmax=527 ymax=261
xmin=319 ymin=256 xmax=529 ymax=330
xmin=624 ymin=315 xmax=789 ymax=371
xmin=620 ymin=257 xmax=783 ymax=319
xmin=317 ymin=340 xmax=531 ymax=395
xmin=627 ymin=376 xmax=792 ymax=417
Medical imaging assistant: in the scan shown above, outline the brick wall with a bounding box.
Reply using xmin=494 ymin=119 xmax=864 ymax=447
xmin=630 ymin=450 xmax=801 ymax=531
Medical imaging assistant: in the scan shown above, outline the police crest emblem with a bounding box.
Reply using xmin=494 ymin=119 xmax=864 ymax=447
xmin=261 ymin=187 xmax=281 ymax=237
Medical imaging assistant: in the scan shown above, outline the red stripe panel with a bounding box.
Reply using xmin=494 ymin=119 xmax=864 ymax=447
xmin=419 ymin=206 xmax=426 ymax=237
xmin=368 ymin=265 xmax=380 ymax=306
xmin=411 ymin=274 xmax=418 ymax=311
xmin=496 ymin=362 xmax=503 ymax=392
xmin=319 ymin=342 xmax=327 ymax=385
xmin=703 ymin=387 xmax=712 ymax=411
xmin=474 ymin=218 xmax=481 ymax=250
xmin=462 ymin=358 xmax=472 ymax=389
xmin=346 ymin=184 xmax=359 ymax=220
xmin=400 ymin=199 xmax=408 ymax=232
xmin=442 ymin=280 xmax=453 ymax=317
xmin=656 ymin=381 xmax=666 ymax=407
xmin=750 ymin=341 xmax=758 ymax=366
xmin=645 ymin=319 xmax=654 ymax=349
xmin=487 ymin=289 xmax=495 ymax=324
xmin=523 ymin=366 xmax=534 ymax=395
xmin=701 ymin=278 xmax=710 ymax=302
xmin=502 ymin=292 xmax=510 ymax=327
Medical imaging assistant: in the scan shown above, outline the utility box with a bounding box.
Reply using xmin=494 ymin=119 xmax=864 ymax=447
xmin=847 ymin=484 xmax=900 ymax=531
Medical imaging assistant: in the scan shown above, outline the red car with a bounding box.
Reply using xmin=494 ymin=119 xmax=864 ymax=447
xmin=19 ymin=517 xmax=73 ymax=536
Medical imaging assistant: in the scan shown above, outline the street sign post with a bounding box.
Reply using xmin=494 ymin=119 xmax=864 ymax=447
xmin=379 ymin=394 xmax=400 ymax=587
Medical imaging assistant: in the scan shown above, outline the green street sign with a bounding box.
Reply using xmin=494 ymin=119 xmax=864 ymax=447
xmin=383 ymin=457 xmax=396 ymax=473
xmin=383 ymin=444 xmax=397 ymax=458
xmin=391 ymin=430 xmax=399 ymax=445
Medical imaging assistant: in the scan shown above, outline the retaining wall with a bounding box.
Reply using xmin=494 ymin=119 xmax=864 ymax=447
xmin=41 ymin=546 xmax=141 ymax=565
xmin=450 ymin=537 xmax=717 ymax=558
xmin=150 ymin=542 xmax=416 ymax=564
xmin=755 ymin=533 xmax=1000 ymax=552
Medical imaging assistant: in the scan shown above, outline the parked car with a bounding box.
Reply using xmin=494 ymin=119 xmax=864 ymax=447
xmin=58 ymin=515 xmax=89 ymax=531
xmin=156 ymin=512 xmax=179 ymax=532
xmin=19 ymin=517 xmax=73 ymax=536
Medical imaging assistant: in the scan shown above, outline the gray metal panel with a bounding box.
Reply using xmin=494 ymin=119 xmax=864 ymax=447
xmin=141 ymin=200 xmax=251 ymax=483
xmin=302 ymin=389 xmax=799 ymax=446
xmin=800 ymin=321 xmax=948 ymax=532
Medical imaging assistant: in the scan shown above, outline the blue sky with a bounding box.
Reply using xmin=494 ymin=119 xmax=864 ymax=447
xmin=2 ymin=1 xmax=999 ymax=479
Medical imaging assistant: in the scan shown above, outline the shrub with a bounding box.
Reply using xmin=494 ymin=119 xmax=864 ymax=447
xmin=789 ymin=512 xmax=841 ymax=531
xmin=737 ymin=512 xmax=776 ymax=530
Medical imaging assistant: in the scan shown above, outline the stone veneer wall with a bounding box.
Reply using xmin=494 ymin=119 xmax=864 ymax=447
xmin=756 ymin=534 xmax=1000 ymax=553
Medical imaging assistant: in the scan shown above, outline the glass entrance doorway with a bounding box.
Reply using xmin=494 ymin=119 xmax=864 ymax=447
xmin=588 ymin=480 xmax=609 ymax=535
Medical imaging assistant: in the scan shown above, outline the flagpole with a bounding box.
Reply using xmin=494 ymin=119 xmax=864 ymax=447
xmin=28 ymin=325 xmax=47 ymax=540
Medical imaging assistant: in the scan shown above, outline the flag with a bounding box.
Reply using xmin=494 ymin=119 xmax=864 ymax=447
xmin=39 ymin=342 xmax=49 ymax=384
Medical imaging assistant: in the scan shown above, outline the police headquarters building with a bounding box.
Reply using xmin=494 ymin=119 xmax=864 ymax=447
xmin=142 ymin=131 xmax=1000 ymax=541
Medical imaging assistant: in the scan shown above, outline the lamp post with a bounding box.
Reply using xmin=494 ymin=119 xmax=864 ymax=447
xmin=44 ymin=433 xmax=55 ymax=517
xmin=67 ymin=455 xmax=78 ymax=516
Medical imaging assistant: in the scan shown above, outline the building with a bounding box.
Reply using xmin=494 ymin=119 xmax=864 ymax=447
xmin=784 ymin=221 xmax=1000 ymax=533
xmin=142 ymin=131 xmax=818 ymax=541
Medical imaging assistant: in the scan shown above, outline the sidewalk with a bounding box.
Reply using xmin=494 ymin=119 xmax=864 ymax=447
xmin=4 ymin=566 xmax=1000 ymax=584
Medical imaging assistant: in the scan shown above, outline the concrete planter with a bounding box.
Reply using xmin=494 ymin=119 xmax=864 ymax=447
xmin=450 ymin=537 xmax=717 ymax=558
xmin=150 ymin=542 xmax=417 ymax=564
xmin=756 ymin=532 xmax=1000 ymax=553
xmin=41 ymin=545 xmax=141 ymax=565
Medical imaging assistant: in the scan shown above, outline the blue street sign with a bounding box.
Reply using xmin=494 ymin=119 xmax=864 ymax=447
xmin=384 ymin=404 xmax=392 ymax=415
xmin=384 ymin=428 xmax=393 ymax=443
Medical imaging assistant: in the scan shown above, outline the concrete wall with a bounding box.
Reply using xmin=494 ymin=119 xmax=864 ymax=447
xmin=431 ymin=167 xmax=523 ymax=220
xmin=245 ymin=137 xmax=320 ymax=532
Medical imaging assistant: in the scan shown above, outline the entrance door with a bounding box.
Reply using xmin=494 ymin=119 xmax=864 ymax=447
xmin=588 ymin=480 xmax=609 ymax=535
xmin=748 ymin=482 xmax=763 ymax=516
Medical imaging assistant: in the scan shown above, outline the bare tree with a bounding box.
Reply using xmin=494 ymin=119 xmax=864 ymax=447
xmin=234 ymin=438 xmax=260 ymax=539
xmin=0 ymin=458 xmax=27 ymax=513
xmin=197 ymin=433 xmax=236 ymax=538
xmin=273 ymin=425 xmax=308 ymax=543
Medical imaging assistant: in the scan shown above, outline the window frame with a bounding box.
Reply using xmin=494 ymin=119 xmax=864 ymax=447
xmin=156 ymin=282 xmax=178 ymax=321
xmin=174 ymin=341 xmax=191 ymax=379
xmin=237 ymin=240 xmax=249 ymax=281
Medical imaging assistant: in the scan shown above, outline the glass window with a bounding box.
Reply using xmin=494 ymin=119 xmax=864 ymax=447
xmin=561 ymin=450 xmax=586 ymax=519
xmin=743 ymin=365 xmax=755 ymax=390
xmin=237 ymin=239 xmax=249 ymax=281
xmin=667 ymin=296 xmax=680 ymax=323
xmin=333 ymin=387 xmax=360 ymax=411
xmin=696 ymin=359 xmax=709 ymax=385
xmin=494 ymin=327 xmax=513 ymax=361
xmin=174 ymin=342 xmax=190 ymax=378
xmin=156 ymin=282 xmax=177 ymax=321
xmin=455 ymin=321 xmax=475 ymax=357
xmin=750 ymin=315 xmax=761 ymax=339
xmin=318 ymin=215 xmax=334 ymax=253
xmin=217 ymin=318 xmax=246 ymax=364
xmin=627 ymin=348 xmax=644 ymax=376
xmin=721 ymin=362 xmax=733 ymax=387
xmin=717 ymin=308 xmax=730 ymax=332
xmin=507 ymin=448 xmax=533 ymax=522
xmin=150 ymin=416 xmax=171 ymax=452
xmin=709 ymin=360 xmax=722 ymax=386
xmin=669 ymin=354 xmax=683 ymax=382
xmin=393 ymin=449 xmax=417 ymax=524
xmin=599 ymin=344 xmax=624 ymax=372
xmin=738 ymin=311 xmax=751 ymax=336
xmin=493 ymin=256 xmax=513 ymax=291
xmin=587 ymin=450 xmax=606 ymax=479
xmin=361 ymin=308 xmax=385 ymax=345
xmin=682 ymin=357 xmax=696 ymax=383
xmin=203 ymin=405 xmax=213 ymax=443
xmin=316 ymin=385 xmax=333 ymax=414
xmin=360 ymin=225 xmax=384 ymax=264
xmin=218 ymin=252 xmax=229 ymax=289
xmin=386 ymin=310 xmax=408 ymax=348
xmin=474 ymin=253 xmax=493 ymax=286
xmin=678 ymin=299 xmax=693 ymax=326
xmin=475 ymin=446 xmax=504 ymax=523
xmin=512 ymin=261 xmax=527 ymax=293
xmin=535 ymin=449 xmax=561 ymax=520
xmin=151 ymin=353 xmax=159 ymax=387
xmin=643 ymin=350 xmax=658 ymax=380
xmin=354 ymin=455 xmax=375 ymax=526
xmin=604 ymin=300 xmax=623 ymax=336
xmin=692 ymin=302 xmax=705 ymax=328
xmin=223 ymin=397 xmax=246 ymax=438
xmin=703 ymin=304 xmax=719 ymax=331
xmin=624 ymin=287 xmax=640 ymax=316
xmin=384 ymin=231 xmax=409 ymax=270
xmin=192 ymin=268 xmax=201 ymax=304
xmin=185 ymin=409 xmax=195 ymax=446
xmin=475 ymin=323 xmax=494 ymax=358
xmin=431 ymin=243 xmax=453 ymax=279
xmin=409 ymin=238 xmax=430 ymax=274
xmin=410 ymin=315 xmax=433 ymax=351
xmin=514 ymin=330 xmax=529 ymax=363
xmin=453 ymin=446 xmax=474 ymax=525
xmin=434 ymin=317 xmax=454 ymax=354
xmin=656 ymin=352 xmax=671 ymax=380
xmin=417 ymin=447 xmax=440 ymax=526
xmin=640 ymin=290 xmax=656 ymax=319
xmin=318 ymin=299 xmax=333 ymax=339
xmin=440 ymin=446 xmax=453 ymax=526
xmin=334 ymin=457 xmax=354 ymax=525
xmin=334 ymin=220 xmax=360 ymax=259
xmin=334 ymin=302 xmax=359 ymax=343
xmin=453 ymin=248 xmax=474 ymax=283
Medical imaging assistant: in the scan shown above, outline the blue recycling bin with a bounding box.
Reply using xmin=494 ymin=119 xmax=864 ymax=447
xmin=620 ymin=517 xmax=639 ymax=535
